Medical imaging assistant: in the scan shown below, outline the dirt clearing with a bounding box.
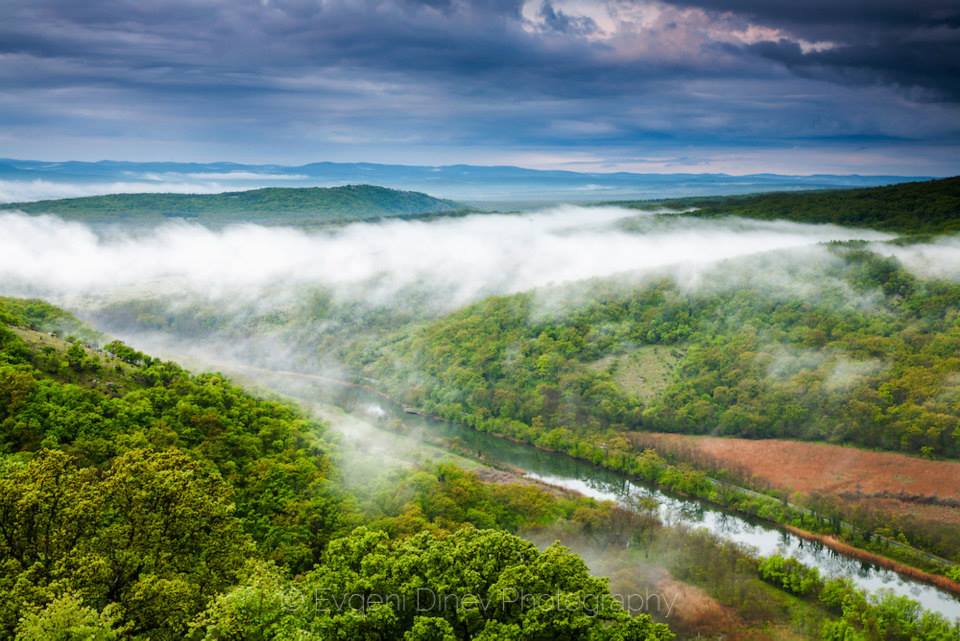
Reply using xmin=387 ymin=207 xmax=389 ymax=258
xmin=631 ymin=432 xmax=960 ymax=526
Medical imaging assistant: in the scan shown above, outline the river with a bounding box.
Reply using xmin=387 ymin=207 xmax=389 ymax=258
xmin=316 ymin=383 xmax=960 ymax=621
xmin=115 ymin=354 xmax=960 ymax=622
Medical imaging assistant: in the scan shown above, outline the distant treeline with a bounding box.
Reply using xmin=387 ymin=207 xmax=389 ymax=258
xmin=616 ymin=176 xmax=960 ymax=234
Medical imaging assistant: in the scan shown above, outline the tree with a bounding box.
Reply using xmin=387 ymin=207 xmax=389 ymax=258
xmin=14 ymin=594 xmax=120 ymax=641
xmin=77 ymin=449 xmax=253 ymax=639
xmin=0 ymin=449 xmax=253 ymax=640
xmin=289 ymin=527 xmax=673 ymax=641
xmin=189 ymin=561 xmax=306 ymax=641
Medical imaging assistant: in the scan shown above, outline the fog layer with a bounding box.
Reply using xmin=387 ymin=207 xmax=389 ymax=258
xmin=0 ymin=206 xmax=893 ymax=311
xmin=0 ymin=179 xmax=251 ymax=203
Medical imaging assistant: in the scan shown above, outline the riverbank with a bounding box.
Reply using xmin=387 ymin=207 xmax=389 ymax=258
xmin=169 ymin=360 xmax=960 ymax=616
xmin=478 ymin=462 xmax=960 ymax=630
xmin=783 ymin=525 xmax=960 ymax=597
xmin=335 ymin=401 xmax=960 ymax=634
xmin=479 ymin=429 xmax=960 ymax=599
xmin=396 ymin=394 xmax=960 ymax=591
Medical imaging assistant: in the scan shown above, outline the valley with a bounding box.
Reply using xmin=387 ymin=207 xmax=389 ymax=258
xmin=1 ymin=177 xmax=959 ymax=640
xmin=5 ymin=2 xmax=959 ymax=638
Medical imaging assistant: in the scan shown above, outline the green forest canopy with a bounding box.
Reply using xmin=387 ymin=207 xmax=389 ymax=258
xmin=346 ymin=243 xmax=960 ymax=566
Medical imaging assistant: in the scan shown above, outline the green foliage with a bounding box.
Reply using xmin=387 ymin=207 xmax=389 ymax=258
xmin=359 ymin=245 xmax=960 ymax=459
xmin=2 ymin=184 xmax=464 ymax=226
xmin=718 ymin=551 xmax=960 ymax=641
xmin=722 ymin=555 xmax=960 ymax=641
xmin=816 ymin=577 xmax=960 ymax=641
xmin=758 ymin=555 xmax=821 ymax=596
xmin=102 ymin=341 xmax=154 ymax=367
xmin=0 ymin=298 xmax=74 ymax=331
xmin=0 ymin=315 xmax=345 ymax=570
xmin=0 ymin=296 xmax=96 ymax=341
xmin=357 ymin=462 xmax=617 ymax=540
xmin=0 ymin=297 xmax=677 ymax=640
xmin=404 ymin=617 xmax=457 ymax=641
xmin=618 ymin=176 xmax=960 ymax=235
xmin=351 ymin=244 xmax=960 ymax=565
xmin=187 ymin=560 xmax=304 ymax=641
xmin=15 ymin=593 xmax=121 ymax=641
xmin=0 ymin=299 xmax=345 ymax=638
xmin=0 ymin=449 xmax=252 ymax=639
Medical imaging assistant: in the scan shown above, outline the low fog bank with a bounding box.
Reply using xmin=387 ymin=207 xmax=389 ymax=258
xmin=0 ymin=204 xmax=913 ymax=385
xmin=877 ymin=236 xmax=960 ymax=281
xmin=0 ymin=179 xmax=256 ymax=203
xmin=0 ymin=205 xmax=893 ymax=312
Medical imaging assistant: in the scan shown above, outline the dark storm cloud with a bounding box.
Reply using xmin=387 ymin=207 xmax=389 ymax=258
xmin=656 ymin=0 xmax=957 ymax=31
xmin=0 ymin=0 xmax=957 ymax=172
xmin=743 ymin=38 xmax=960 ymax=101
xmin=0 ymin=0 xmax=728 ymax=99
xmin=661 ymin=0 xmax=960 ymax=99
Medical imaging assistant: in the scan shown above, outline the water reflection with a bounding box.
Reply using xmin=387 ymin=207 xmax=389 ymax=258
xmin=341 ymin=399 xmax=960 ymax=618
xmin=331 ymin=388 xmax=960 ymax=620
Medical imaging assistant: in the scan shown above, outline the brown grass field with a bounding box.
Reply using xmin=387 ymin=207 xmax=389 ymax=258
xmin=631 ymin=433 xmax=960 ymax=527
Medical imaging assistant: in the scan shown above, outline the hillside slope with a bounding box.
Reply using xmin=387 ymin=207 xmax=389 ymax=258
xmin=355 ymin=244 xmax=960 ymax=458
xmin=0 ymin=183 xmax=465 ymax=225
xmin=350 ymin=243 xmax=960 ymax=564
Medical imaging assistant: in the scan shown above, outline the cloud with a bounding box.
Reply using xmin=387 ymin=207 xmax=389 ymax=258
xmin=0 ymin=0 xmax=957 ymax=172
xmin=0 ymin=180 xmax=232 ymax=203
xmin=659 ymin=0 xmax=960 ymax=99
xmin=177 ymin=172 xmax=310 ymax=181
xmin=874 ymin=236 xmax=960 ymax=281
xmin=0 ymin=174 xmax=310 ymax=203
xmin=534 ymin=1 xmax=599 ymax=35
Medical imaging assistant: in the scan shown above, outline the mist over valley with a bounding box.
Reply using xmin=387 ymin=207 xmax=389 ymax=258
xmin=3 ymin=1 xmax=960 ymax=637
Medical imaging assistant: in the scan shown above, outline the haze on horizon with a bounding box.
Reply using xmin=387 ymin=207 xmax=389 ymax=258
xmin=1 ymin=0 xmax=959 ymax=176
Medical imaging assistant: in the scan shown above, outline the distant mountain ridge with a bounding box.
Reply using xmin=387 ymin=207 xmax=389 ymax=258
xmin=0 ymin=184 xmax=465 ymax=226
xmin=0 ymin=157 xmax=933 ymax=202
xmin=0 ymin=157 xmax=927 ymax=182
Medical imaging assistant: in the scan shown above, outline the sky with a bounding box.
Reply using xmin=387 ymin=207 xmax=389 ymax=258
xmin=1 ymin=0 xmax=959 ymax=175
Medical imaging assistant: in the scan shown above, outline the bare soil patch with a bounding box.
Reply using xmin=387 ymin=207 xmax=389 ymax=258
xmin=633 ymin=432 xmax=960 ymax=500
xmin=631 ymin=432 xmax=960 ymax=526
xmin=651 ymin=572 xmax=741 ymax=635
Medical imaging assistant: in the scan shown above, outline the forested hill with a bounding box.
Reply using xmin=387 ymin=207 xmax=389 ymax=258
xmin=0 ymin=184 xmax=465 ymax=225
xmin=617 ymin=176 xmax=960 ymax=234
xmin=357 ymin=243 xmax=960 ymax=461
